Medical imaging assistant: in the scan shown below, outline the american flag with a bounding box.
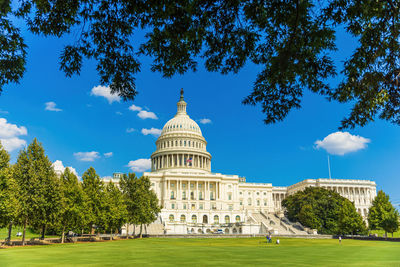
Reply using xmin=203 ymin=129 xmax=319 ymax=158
xmin=186 ymin=157 xmax=192 ymax=166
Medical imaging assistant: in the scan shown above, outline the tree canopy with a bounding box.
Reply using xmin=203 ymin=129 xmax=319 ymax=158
xmin=368 ymin=190 xmax=399 ymax=237
xmin=282 ymin=187 xmax=366 ymax=235
xmin=1 ymin=1 xmax=399 ymax=128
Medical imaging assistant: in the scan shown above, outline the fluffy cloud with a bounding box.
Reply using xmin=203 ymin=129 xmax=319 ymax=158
xmin=141 ymin=128 xmax=162 ymax=137
xmin=128 ymin=104 xmax=142 ymax=112
xmin=116 ymin=111 xmax=123 ymax=115
xmin=0 ymin=109 xmax=8 ymax=114
xmin=138 ymin=110 xmax=158 ymax=119
xmin=45 ymin=101 xmax=62 ymax=112
xmin=129 ymin=104 xmax=158 ymax=120
xmin=52 ymin=160 xmax=78 ymax=177
xmin=0 ymin=118 xmax=27 ymax=152
xmin=315 ymin=132 xmax=370 ymax=155
xmin=104 ymin=152 xmax=113 ymax=158
xmin=91 ymin=85 xmax=121 ymax=104
xmin=126 ymin=128 xmax=136 ymax=133
xmin=127 ymin=158 xmax=151 ymax=172
xmin=73 ymin=151 xmax=100 ymax=162
xmin=199 ymin=118 xmax=212 ymax=124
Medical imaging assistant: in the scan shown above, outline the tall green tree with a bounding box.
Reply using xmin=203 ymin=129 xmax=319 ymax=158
xmin=59 ymin=167 xmax=87 ymax=243
xmin=338 ymin=199 xmax=367 ymax=235
xmin=14 ymin=138 xmax=62 ymax=245
xmin=368 ymin=190 xmax=399 ymax=237
xmin=0 ymin=142 xmax=19 ymax=243
xmin=120 ymin=174 xmax=161 ymax=238
xmin=1 ymin=1 xmax=400 ymax=129
xmin=81 ymin=167 xmax=105 ymax=234
xmin=104 ymin=181 xmax=128 ymax=238
xmin=119 ymin=173 xmax=138 ymax=237
xmin=282 ymin=187 xmax=365 ymax=235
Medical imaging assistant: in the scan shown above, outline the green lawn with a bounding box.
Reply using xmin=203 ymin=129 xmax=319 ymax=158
xmin=0 ymin=227 xmax=57 ymax=240
xmin=370 ymin=229 xmax=400 ymax=238
xmin=1 ymin=237 xmax=400 ymax=266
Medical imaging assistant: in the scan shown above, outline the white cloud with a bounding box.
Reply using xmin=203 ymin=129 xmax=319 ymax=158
xmin=73 ymin=151 xmax=100 ymax=162
xmin=127 ymin=158 xmax=151 ymax=172
xmin=129 ymin=104 xmax=158 ymax=120
xmin=126 ymin=128 xmax=136 ymax=133
xmin=45 ymin=101 xmax=62 ymax=112
xmin=91 ymin=85 xmax=121 ymax=104
xmin=0 ymin=118 xmax=27 ymax=152
xmin=128 ymin=104 xmax=142 ymax=112
xmin=116 ymin=111 xmax=123 ymax=115
xmin=0 ymin=109 xmax=8 ymax=114
xmin=1 ymin=137 xmax=26 ymax=152
xmin=314 ymin=131 xmax=370 ymax=155
xmin=141 ymin=128 xmax=162 ymax=137
xmin=104 ymin=152 xmax=113 ymax=158
xmin=137 ymin=110 xmax=158 ymax=119
xmin=52 ymin=160 xmax=78 ymax=177
xmin=199 ymin=118 xmax=212 ymax=124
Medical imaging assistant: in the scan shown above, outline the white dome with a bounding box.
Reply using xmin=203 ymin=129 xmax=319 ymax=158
xmin=161 ymin=115 xmax=202 ymax=137
xmin=150 ymin=89 xmax=211 ymax=173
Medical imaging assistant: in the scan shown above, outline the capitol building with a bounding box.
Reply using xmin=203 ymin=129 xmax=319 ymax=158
xmin=139 ymin=90 xmax=377 ymax=235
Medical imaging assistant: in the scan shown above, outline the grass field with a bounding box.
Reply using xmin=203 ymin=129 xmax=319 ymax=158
xmin=1 ymin=237 xmax=400 ymax=266
xmin=0 ymin=227 xmax=57 ymax=240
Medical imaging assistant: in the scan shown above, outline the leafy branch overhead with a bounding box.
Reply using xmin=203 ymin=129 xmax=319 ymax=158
xmin=1 ymin=0 xmax=400 ymax=128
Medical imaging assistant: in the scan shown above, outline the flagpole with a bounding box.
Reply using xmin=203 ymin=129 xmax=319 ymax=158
xmin=327 ymin=155 xmax=332 ymax=179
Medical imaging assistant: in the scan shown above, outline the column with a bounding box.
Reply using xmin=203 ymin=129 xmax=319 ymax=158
xmin=196 ymin=180 xmax=198 ymax=200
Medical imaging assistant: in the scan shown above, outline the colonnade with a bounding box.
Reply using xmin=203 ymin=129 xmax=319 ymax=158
xmin=152 ymin=153 xmax=211 ymax=171
xmin=163 ymin=179 xmax=221 ymax=203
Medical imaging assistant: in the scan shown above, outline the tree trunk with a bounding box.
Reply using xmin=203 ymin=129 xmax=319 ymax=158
xmin=61 ymin=226 xmax=65 ymax=244
xmin=126 ymin=223 xmax=129 ymax=238
xmin=41 ymin=225 xmax=46 ymax=240
xmin=110 ymin=228 xmax=113 ymax=240
xmin=22 ymin=219 xmax=27 ymax=246
xmin=133 ymin=225 xmax=136 ymax=237
xmin=7 ymin=221 xmax=13 ymax=244
xmin=140 ymin=224 xmax=143 ymax=238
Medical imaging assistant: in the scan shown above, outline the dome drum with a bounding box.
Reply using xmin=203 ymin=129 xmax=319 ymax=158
xmin=150 ymin=89 xmax=212 ymax=173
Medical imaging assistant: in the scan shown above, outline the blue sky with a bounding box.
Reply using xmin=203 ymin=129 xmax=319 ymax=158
xmin=1 ymin=23 xmax=399 ymax=206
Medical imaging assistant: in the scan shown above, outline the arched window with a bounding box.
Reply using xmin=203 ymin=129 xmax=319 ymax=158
xmin=180 ymin=140 xmax=182 ymax=146
xmin=169 ymin=214 xmax=174 ymax=222
xmin=236 ymin=215 xmax=241 ymax=222
xmin=225 ymin=215 xmax=230 ymax=224
xmin=214 ymin=215 xmax=219 ymax=224
xmin=192 ymin=215 xmax=197 ymax=223
xmin=180 ymin=215 xmax=186 ymax=222
xmin=248 ymin=198 xmax=252 ymax=206
xmin=184 ymin=140 xmax=186 ymax=146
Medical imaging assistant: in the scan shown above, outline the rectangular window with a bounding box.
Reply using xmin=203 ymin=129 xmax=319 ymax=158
xmin=199 ymin=203 xmax=203 ymax=210
xmin=183 ymin=204 xmax=187 ymax=209
xmin=264 ymin=201 xmax=267 ymax=206
xmin=257 ymin=200 xmax=260 ymax=206
xmin=182 ymin=191 xmax=186 ymax=200
xmin=228 ymin=193 xmax=232 ymax=200
xmin=182 ymin=183 xmax=186 ymax=189
xmin=240 ymin=200 xmax=243 ymax=205
xmin=210 ymin=192 xmax=214 ymax=200
xmin=198 ymin=184 xmax=202 ymax=189
xmin=210 ymin=184 xmax=213 ymax=189
xmin=191 ymin=204 xmax=195 ymax=210
xmin=171 ymin=183 xmax=175 ymax=188
xmin=229 ymin=205 xmax=233 ymax=210
xmin=190 ymin=183 xmax=194 ymax=189
xmin=171 ymin=203 xmax=175 ymax=209
xmin=170 ymin=191 xmax=175 ymax=199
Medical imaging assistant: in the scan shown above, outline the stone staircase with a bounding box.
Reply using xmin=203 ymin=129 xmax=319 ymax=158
xmin=251 ymin=212 xmax=309 ymax=235
xmin=146 ymin=223 xmax=165 ymax=235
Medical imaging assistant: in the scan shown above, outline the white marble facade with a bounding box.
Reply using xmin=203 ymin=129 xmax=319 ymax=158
xmin=140 ymin=90 xmax=377 ymax=235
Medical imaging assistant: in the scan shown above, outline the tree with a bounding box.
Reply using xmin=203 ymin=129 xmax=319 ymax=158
xmin=2 ymin=1 xmax=399 ymax=129
xmin=59 ymin=167 xmax=87 ymax=243
xmin=338 ymin=199 xmax=366 ymax=236
xmin=104 ymin=181 xmax=128 ymax=239
xmin=282 ymin=187 xmax=364 ymax=235
xmin=120 ymin=174 xmax=161 ymax=238
xmin=0 ymin=142 xmax=19 ymax=243
xmin=81 ymin=167 xmax=105 ymax=235
xmin=13 ymin=138 xmax=62 ymax=245
xmin=368 ymin=190 xmax=399 ymax=237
